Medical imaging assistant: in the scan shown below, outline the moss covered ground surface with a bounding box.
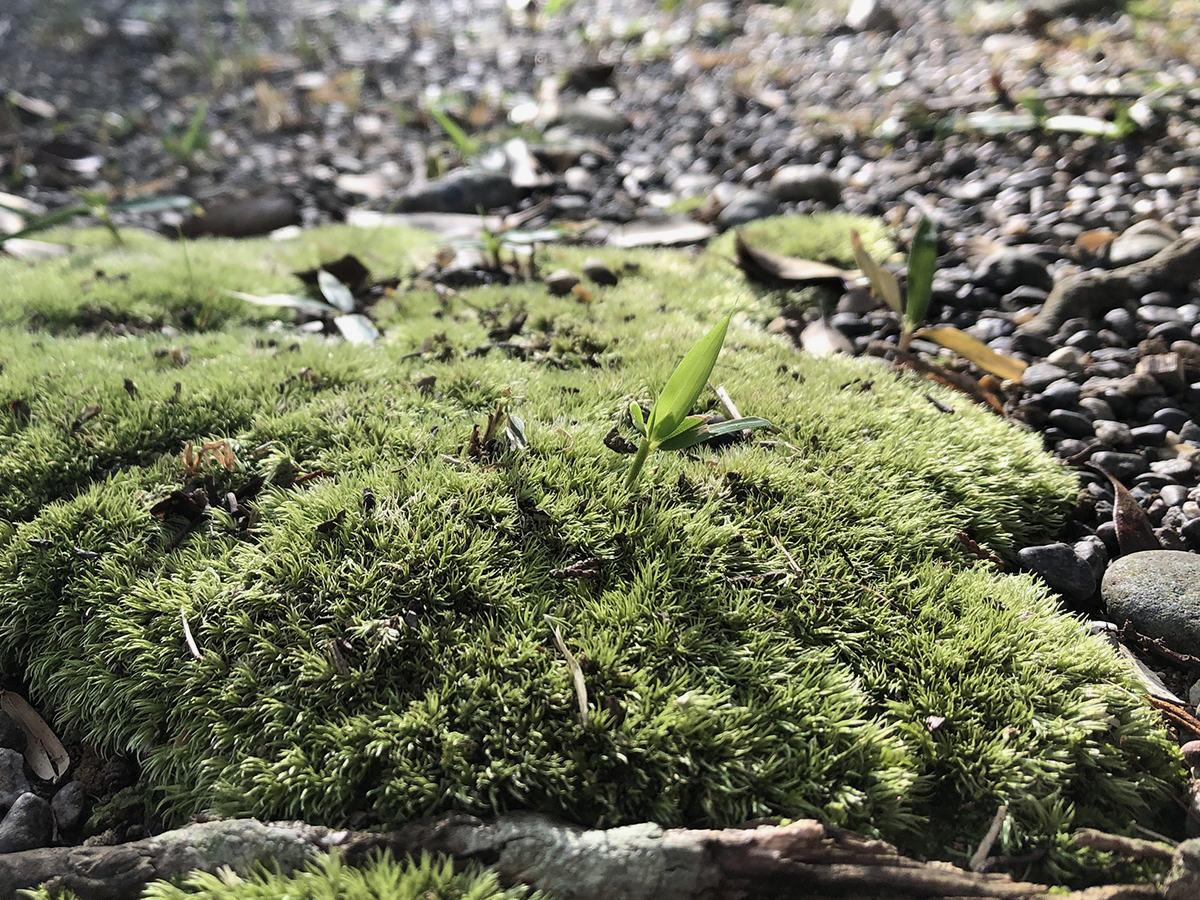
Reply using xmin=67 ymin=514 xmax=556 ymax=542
xmin=0 ymin=220 xmax=1185 ymax=885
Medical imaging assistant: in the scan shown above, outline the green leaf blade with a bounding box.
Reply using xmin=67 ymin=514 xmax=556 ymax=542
xmin=645 ymin=311 xmax=732 ymax=442
xmin=657 ymin=416 xmax=774 ymax=451
xmin=629 ymin=401 xmax=646 ymax=436
xmin=905 ymin=215 xmax=937 ymax=333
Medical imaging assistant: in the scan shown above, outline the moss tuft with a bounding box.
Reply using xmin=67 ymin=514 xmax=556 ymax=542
xmin=0 ymin=224 xmax=1183 ymax=881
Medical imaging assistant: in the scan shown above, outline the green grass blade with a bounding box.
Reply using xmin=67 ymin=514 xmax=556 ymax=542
xmin=0 ymin=204 xmax=91 ymax=245
xmin=645 ymin=311 xmax=732 ymax=442
xmin=905 ymin=215 xmax=937 ymax=333
xmin=629 ymin=401 xmax=646 ymax=435
xmin=658 ymin=416 xmax=774 ymax=451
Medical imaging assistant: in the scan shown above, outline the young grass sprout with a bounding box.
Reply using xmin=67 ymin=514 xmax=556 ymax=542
xmin=625 ymin=311 xmax=772 ymax=488
xmin=852 ymin=214 xmax=1027 ymax=382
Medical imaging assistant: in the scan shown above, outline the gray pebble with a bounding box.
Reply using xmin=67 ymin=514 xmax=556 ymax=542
xmin=1152 ymin=407 xmax=1191 ymax=431
xmin=1093 ymin=419 xmax=1132 ymax=446
xmin=1019 ymin=542 xmax=1096 ymax=603
xmin=1162 ymin=483 xmax=1190 ymax=505
xmin=1109 ymin=225 xmax=1176 ymax=266
xmin=768 ymin=165 xmax=842 ymax=204
xmin=846 ymin=0 xmax=900 ymax=31
xmin=1104 ymin=307 xmax=1137 ymax=339
xmin=0 ymin=749 xmax=29 ymax=816
xmin=1181 ymin=421 xmax=1200 ymax=443
xmin=1090 ymin=451 xmax=1149 ymax=482
xmin=1022 ymin=362 xmax=1071 ymax=392
xmin=1079 ymin=397 xmax=1115 ymax=421
xmin=1103 ymin=550 xmax=1200 ymax=655
xmin=1116 ymin=372 xmax=1165 ymax=398
xmin=717 ymin=190 xmax=781 ymax=228
xmin=1045 ymin=346 xmax=1084 ymax=371
xmin=1075 ymin=537 xmax=1109 ymax=585
xmin=0 ymin=792 xmax=53 ymax=853
xmin=51 ymin=780 xmax=85 ymax=832
xmin=550 ymin=99 xmax=631 ymax=137
xmin=1138 ymin=305 xmax=1183 ymax=325
xmin=1150 ymin=458 xmax=1196 ymax=478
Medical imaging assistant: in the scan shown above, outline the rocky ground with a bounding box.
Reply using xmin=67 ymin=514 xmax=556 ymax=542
xmin=6 ymin=0 xmax=1200 ymax=865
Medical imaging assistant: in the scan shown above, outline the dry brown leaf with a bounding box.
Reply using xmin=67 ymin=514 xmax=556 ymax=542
xmin=0 ymin=690 xmax=70 ymax=782
xmin=920 ymin=326 xmax=1028 ymax=382
xmin=551 ymin=626 xmax=589 ymax=728
xmin=734 ymin=233 xmax=855 ymax=287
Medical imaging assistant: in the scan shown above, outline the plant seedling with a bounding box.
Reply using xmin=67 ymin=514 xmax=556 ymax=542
xmin=852 ymin=215 xmax=1026 ymax=382
xmin=624 ymin=310 xmax=772 ymax=488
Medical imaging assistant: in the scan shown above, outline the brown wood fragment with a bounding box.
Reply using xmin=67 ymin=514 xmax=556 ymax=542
xmin=1023 ymin=236 xmax=1200 ymax=337
xmin=2 ymin=814 xmax=1195 ymax=900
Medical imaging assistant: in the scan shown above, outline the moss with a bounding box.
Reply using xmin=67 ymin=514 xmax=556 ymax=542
xmin=0 ymin=224 xmax=1183 ymax=883
xmin=709 ymin=212 xmax=896 ymax=267
xmin=20 ymin=851 xmax=534 ymax=900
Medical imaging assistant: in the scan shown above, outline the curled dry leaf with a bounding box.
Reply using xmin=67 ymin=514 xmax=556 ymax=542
xmin=550 ymin=624 xmax=589 ymax=728
xmin=0 ymin=690 xmax=70 ymax=782
xmin=1087 ymin=462 xmax=1160 ymax=555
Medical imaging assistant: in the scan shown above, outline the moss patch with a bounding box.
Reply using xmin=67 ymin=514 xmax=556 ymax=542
xmin=0 ymin=224 xmax=1183 ymax=881
xmin=21 ymin=851 xmax=533 ymax=900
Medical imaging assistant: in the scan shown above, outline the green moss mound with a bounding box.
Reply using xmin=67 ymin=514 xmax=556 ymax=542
xmin=22 ymin=851 xmax=532 ymax=900
xmin=709 ymin=212 xmax=896 ymax=266
xmin=0 ymin=225 xmax=1182 ymax=881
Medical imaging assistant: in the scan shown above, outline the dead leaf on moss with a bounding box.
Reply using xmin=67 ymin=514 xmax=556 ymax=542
xmin=71 ymin=404 xmax=101 ymax=433
xmin=8 ymin=398 xmax=31 ymax=424
xmin=735 ymin=232 xmax=854 ymax=288
xmin=550 ymin=624 xmax=589 ymax=728
xmin=920 ymin=326 xmax=1028 ymax=382
xmin=0 ymin=690 xmax=70 ymax=782
xmin=316 ymin=509 xmax=347 ymax=534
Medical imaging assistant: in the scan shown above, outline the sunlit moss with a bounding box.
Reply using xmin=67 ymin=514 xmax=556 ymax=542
xmin=0 ymin=223 xmax=1182 ymax=883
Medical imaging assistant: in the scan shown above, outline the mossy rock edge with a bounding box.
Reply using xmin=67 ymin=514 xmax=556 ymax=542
xmin=0 ymin=223 xmax=1183 ymax=884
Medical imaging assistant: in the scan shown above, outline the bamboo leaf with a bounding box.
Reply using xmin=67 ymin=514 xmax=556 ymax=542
xmin=645 ymin=311 xmax=732 ymax=442
xmin=0 ymin=690 xmax=70 ymax=782
xmin=657 ymin=416 xmax=774 ymax=451
xmin=921 ymin=326 xmax=1028 ymax=381
xmin=850 ymin=230 xmax=902 ymax=315
xmin=111 ymin=195 xmax=199 ymax=215
xmin=905 ymin=215 xmax=937 ymax=332
xmin=223 ymin=289 xmax=338 ymax=315
xmin=333 ymin=313 xmax=380 ymax=344
xmin=318 ymin=269 xmax=356 ymax=313
xmin=663 ymin=415 xmax=707 ymax=442
xmin=629 ymin=401 xmax=646 ymax=435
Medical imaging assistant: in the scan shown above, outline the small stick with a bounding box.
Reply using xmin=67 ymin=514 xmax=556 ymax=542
xmin=551 ymin=625 xmax=589 ymax=728
xmin=181 ymin=608 xmax=203 ymax=660
xmin=969 ymin=805 xmax=1007 ymax=872
xmin=770 ymin=535 xmax=804 ymax=577
xmin=710 ymin=382 xmax=742 ymax=420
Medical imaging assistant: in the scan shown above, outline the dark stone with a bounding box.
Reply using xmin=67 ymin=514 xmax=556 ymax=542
xmin=0 ymin=792 xmax=53 ymax=852
xmin=52 ymin=780 xmax=86 ymax=832
xmin=1149 ymin=321 xmax=1192 ymax=343
xmin=1103 ymin=307 xmax=1137 ymax=339
xmin=0 ymin=749 xmax=29 ymax=816
xmin=717 ymin=191 xmax=781 ymax=228
xmin=1021 ymin=362 xmax=1071 ymax=392
xmin=1047 ymin=409 xmax=1094 ymax=438
xmin=1151 ymin=407 xmax=1191 ymax=432
xmin=0 ymin=711 xmax=21 ymax=752
xmin=1019 ymin=542 xmax=1097 ymax=603
xmin=1096 ymin=520 xmax=1119 ymax=556
xmin=395 ymin=169 xmax=524 ymax=214
xmin=974 ymin=247 xmax=1055 ymax=294
xmin=1011 ymin=331 xmax=1056 ymax=358
xmin=1180 ymin=421 xmax=1200 ymax=443
xmin=1090 ymin=451 xmax=1149 ymax=482
xmin=1040 ymin=379 xmax=1082 ymax=409
xmin=1064 ymin=330 xmax=1103 ymax=352
xmin=1130 ymin=424 xmax=1169 ymax=447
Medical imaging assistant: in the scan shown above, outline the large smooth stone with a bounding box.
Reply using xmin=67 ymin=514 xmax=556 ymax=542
xmin=1102 ymin=550 xmax=1200 ymax=655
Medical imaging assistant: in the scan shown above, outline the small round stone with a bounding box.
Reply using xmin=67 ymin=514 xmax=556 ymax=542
xmin=1022 ymin=362 xmax=1071 ymax=392
xmin=1092 ymin=420 xmax=1132 ymax=446
xmin=1103 ymin=550 xmax=1200 ymax=655
xmin=1047 ymin=409 xmax=1094 ymax=438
